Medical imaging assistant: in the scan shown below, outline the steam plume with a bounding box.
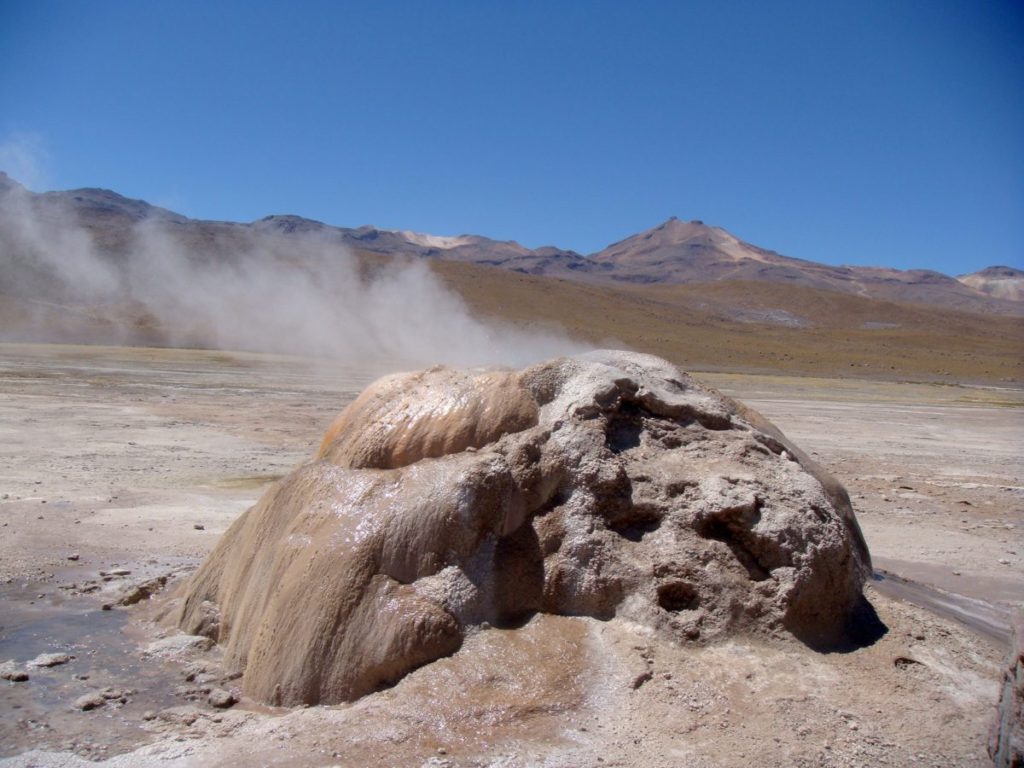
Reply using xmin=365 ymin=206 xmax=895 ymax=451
xmin=0 ymin=173 xmax=585 ymax=369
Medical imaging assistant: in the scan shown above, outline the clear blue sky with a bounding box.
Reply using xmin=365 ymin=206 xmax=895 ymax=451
xmin=1 ymin=0 xmax=1021 ymax=274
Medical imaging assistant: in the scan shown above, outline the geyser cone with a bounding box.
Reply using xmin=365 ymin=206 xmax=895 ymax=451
xmin=179 ymin=350 xmax=872 ymax=706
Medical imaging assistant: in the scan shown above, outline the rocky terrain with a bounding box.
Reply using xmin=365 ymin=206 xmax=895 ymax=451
xmin=0 ymin=343 xmax=1020 ymax=767
xmin=0 ymin=169 xmax=1020 ymax=765
xmin=176 ymin=352 xmax=872 ymax=706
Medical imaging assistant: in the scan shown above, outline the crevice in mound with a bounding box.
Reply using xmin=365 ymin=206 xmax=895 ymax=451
xmin=636 ymin=391 xmax=734 ymax=431
xmin=809 ymin=504 xmax=829 ymax=523
xmin=657 ymin=581 xmax=700 ymax=612
xmin=752 ymin=432 xmax=787 ymax=455
xmin=491 ymin=523 xmax=545 ymax=624
xmin=695 ymin=499 xmax=772 ymax=582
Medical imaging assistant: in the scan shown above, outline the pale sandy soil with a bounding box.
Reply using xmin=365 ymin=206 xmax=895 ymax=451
xmin=0 ymin=344 xmax=1020 ymax=767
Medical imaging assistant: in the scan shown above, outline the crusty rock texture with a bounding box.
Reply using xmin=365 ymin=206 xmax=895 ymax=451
xmin=178 ymin=350 xmax=872 ymax=706
xmin=990 ymin=610 xmax=1024 ymax=768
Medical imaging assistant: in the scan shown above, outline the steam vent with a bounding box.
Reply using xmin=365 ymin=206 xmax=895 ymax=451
xmin=178 ymin=350 xmax=872 ymax=706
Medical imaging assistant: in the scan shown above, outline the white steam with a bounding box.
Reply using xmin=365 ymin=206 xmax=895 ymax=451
xmin=0 ymin=177 xmax=586 ymax=368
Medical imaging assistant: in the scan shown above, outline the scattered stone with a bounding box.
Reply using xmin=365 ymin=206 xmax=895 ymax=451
xmin=73 ymin=691 xmax=107 ymax=711
xmin=82 ymin=687 xmax=131 ymax=706
xmin=142 ymin=711 xmax=157 ymax=721
xmin=144 ymin=633 xmax=214 ymax=658
xmin=631 ymin=671 xmax=653 ymax=690
xmin=27 ymin=652 xmax=74 ymax=668
xmin=67 ymin=553 xmax=79 ymax=561
xmin=159 ymin=707 xmax=202 ymax=726
xmin=193 ymin=523 xmax=205 ymax=530
xmin=894 ymin=656 xmax=923 ymax=669
xmin=0 ymin=660 xmax=29 ymax=682
xmin=116 ymin=574 xmax=169 ymax=607
xmin=208 ymin=688 xmax=238 ymax=709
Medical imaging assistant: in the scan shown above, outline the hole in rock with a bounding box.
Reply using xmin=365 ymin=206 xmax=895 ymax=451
xmin=657 ymin=581 xmax=700 ymax=612
xmin=605 ymin=403 xmax=645 ymax=453
xmin=893 ymin=656 xmax=923 ymax=670
xmin=607 ymin=508 xmax=663 ymax=541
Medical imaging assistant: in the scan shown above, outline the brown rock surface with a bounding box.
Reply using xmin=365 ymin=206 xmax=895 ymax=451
xmin=178 ymin=350 xmax=872 ymax=706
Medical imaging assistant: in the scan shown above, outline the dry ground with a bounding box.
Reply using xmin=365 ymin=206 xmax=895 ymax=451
xmin=0 ymin=343 xmax=1020 ymax=767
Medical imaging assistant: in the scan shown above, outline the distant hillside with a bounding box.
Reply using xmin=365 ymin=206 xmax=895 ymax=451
xmin=1 ymin=171 xmax=1022 ymax=384
xmin=586 ymin=217 xmax=1021 ymax=314
xmin=2 ymin=172 xmax=1018 ymax=315
xmin=957 ymin=266 xmax=1024 ymax=302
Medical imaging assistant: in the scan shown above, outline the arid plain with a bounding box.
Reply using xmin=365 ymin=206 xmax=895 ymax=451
xmin=0 ymin=342 xmax=1020 ymax=767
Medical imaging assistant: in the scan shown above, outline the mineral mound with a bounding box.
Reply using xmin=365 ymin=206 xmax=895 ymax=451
xmin=178 ymin=350 xmax=872 ymax=706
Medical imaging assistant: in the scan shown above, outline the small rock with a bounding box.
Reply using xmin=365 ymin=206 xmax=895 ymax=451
xmin=67 ymin=554 xmax=79 ymax=561
xmin=848 ymin=721 xmax=859 ymax=731
xmin=73 ymin=692 xmax=107 ymax=711
xmin=999 ymin=559 xmax=1010 ymax=565
xmin=142 ymin=711 xmax=157 ymax=721
xmin=145 ymin=634 xmax=214 ymax=658
xmin=116 ymin=575 xmax=168 ymax=607
xmin=28 ymin=652 xmax=74 ymax=668
xmin=631 ymin=670 xmax=653 ymax=690
xmin=208 ymin=688 xmax=238 ymax=709
xmin=0 ymin=660 xmax=29 ymax=682
xmin=193 ymin=524 xmax=205 ymax=531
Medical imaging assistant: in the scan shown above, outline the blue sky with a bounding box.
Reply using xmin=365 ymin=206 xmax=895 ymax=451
xmin=1 ymin=0 xmax=1021 ymax=274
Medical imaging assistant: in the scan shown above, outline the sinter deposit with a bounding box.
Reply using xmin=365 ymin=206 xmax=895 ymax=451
xmin=178 ymin=350 xmax=872 ymax=706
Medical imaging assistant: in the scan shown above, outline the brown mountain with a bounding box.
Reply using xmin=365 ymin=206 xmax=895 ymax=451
xmin=2 ymin=172 xmax=1022 ymax=385
xmin=2 ymin=172 xmax=1017 ymax=314
xmin=587 ymin=217 xmax=1021 ymax=314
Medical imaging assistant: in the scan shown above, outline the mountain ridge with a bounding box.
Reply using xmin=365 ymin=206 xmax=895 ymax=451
xmin=0 ymin=171 xmax=1018 ymax=314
